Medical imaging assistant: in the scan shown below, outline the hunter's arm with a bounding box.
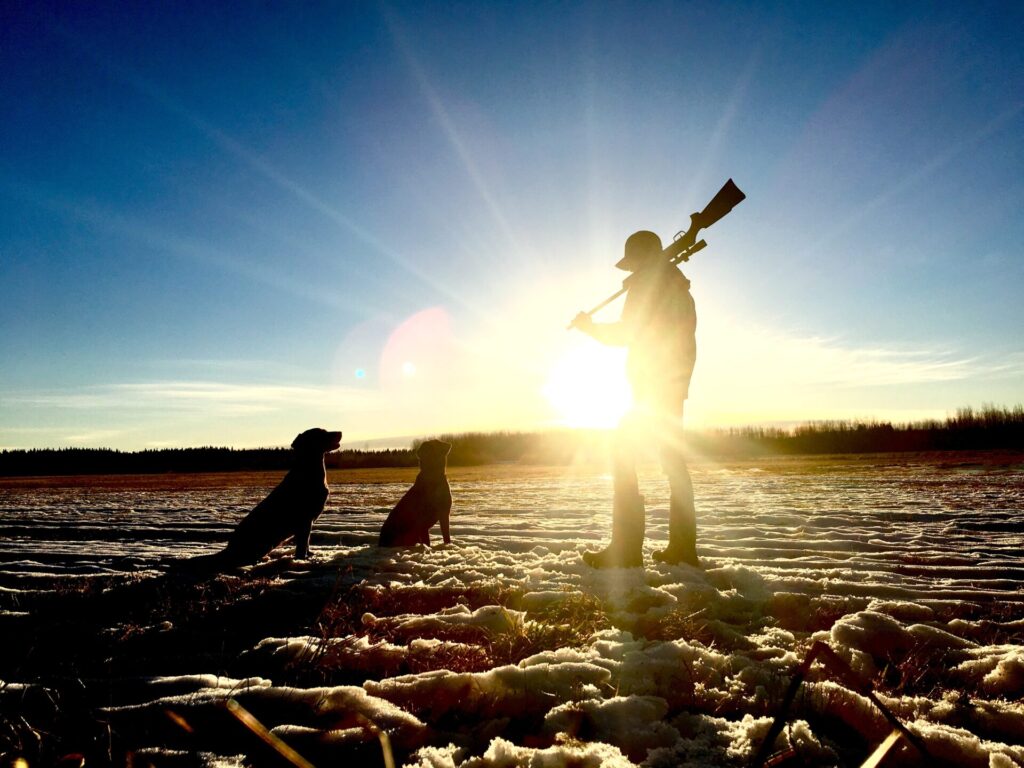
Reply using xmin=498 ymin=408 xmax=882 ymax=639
xmin=572 ymin=312 xmax=633 ymax=346
xmin=586 ymin=320 xmax=632 ymax=346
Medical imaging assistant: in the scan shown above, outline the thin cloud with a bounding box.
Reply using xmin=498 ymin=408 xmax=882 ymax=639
xmin=62 ymin=429 xmax=125 ymax=444
xmin=985 ymin=351 xmax=1024 ymax=379
xmin=144 ymin=358 xmax=306 ymax=374
xmin=697 ymin=320 xmax=1004 ymax=394
xmin=775 ymin=336 xmax=982 ymax=387
xmin=2 ymin=380 xmax=384 ymax=414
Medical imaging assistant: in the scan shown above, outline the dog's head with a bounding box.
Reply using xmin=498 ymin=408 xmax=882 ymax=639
xmin=417 ymin=439 xmax=451 ymax=472
xmin=292 ymin=428 xmax=343 ymax=455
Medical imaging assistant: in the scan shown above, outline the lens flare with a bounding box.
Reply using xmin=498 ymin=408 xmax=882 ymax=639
xmin=379 ymin=307 xmax=453 ymax=389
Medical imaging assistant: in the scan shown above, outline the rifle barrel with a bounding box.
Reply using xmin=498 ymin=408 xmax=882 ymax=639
xmin=671 ymin=238 xmax=707 ymax=265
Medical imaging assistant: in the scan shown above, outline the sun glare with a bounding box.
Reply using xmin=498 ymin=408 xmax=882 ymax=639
xmin=543 ymin=343 xmax=632 ymax=428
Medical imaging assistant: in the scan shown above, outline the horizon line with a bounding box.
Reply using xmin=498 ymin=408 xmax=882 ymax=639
xmin=3 ymin=404 xmax=1020 ymax=453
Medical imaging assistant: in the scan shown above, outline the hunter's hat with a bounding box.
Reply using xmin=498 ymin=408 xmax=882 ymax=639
xmin=616 ymin=230 xmax=663 ymax=271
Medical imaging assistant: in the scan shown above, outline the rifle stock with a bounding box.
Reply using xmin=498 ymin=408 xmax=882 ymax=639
xmin=664 ymin=178 xmax=746 ymax=256
xmin=700 ymin=178 xmax=746 ymax=229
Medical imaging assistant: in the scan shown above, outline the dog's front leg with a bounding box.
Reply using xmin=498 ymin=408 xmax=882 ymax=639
xmin=294 ymin=520 xmax=313 ymax=559
xmin=440 ymin=509 xmax=451 ymax=545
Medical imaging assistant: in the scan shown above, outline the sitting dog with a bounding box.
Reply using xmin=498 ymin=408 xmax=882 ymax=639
xmin=181 ymin=427 xmax=341 ymax=571
xmin=378 ymin=439 xmax=452 ymax=547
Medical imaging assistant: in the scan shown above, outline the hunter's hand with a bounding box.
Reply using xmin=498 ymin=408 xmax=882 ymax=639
xmin=569 ymin=311 xmax=593 ymax=332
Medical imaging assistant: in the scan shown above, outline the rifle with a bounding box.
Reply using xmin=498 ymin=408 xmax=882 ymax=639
xmin=569 ymin=179 xmax=745 ymax=328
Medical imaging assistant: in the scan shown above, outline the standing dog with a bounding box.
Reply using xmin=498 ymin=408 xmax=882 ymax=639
xmin=378 ymin=439 xmax=452 ymax=547
xmin=181 ymin=428 xmax=341 ymax=571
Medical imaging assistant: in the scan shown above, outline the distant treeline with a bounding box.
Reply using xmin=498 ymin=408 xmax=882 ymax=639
xmin=690 ymin=404 xmax=1024 ymax=457
xmin=0 ymin=446 xmax=419 ymax=477
xmin=1 ymin=405 xmax=1021 ymax=476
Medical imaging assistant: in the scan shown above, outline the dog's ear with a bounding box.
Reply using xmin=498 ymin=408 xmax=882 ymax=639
xmin=292 ymin=428 xmax=320 ymax=451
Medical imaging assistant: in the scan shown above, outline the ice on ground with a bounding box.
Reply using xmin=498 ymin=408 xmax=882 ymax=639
xmin=244 ymin=634 xmax=487 ymax=681
xmin=907 ymin=720 xmax=1024 ymax=768
xmin=957 ymin=647 xmax=1024 ymax=698
xmin=365 ymin=661 xmax=611 ymax=721
xmin=642 ymin=713 xmax=836 ymax=768
xmin=544 ymin=696 xmax=679 ymax=762
xmin=408 ymin=737 xmax=636 ymax=768
xmin=363 ymin=603 xmax=527 ymax=637
xmin=816 ymin=609 xmax=981 ymax=678
xmin=107 ymin=679 xmax=428 ymax=754
xmin=2 ymin=455 xmax=1022 ymax=766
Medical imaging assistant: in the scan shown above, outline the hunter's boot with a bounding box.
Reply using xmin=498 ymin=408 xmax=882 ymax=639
xmin=653 ymin=496 xmax=700 ymax=567
xmin=583 ymin=492 xmax=645 ymax=569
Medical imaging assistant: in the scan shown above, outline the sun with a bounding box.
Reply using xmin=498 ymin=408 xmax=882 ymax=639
xmin=542 ymin=342 xmax=632 ymax=428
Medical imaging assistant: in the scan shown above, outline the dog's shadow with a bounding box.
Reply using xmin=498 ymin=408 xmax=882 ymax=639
xmin=162 ymin=537 xmax=407 ymax=585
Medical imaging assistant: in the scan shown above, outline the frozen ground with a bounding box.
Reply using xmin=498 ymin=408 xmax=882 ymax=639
xmin=0 ymin=453 xmax=1022 ymax=766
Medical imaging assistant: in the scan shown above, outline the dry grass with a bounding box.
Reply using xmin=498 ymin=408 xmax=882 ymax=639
xmin=6 ymin=566 xmax=1012 ymax=766
xmin=299 ymin=584 xmax=612 ymax=682
xmin=1 ymin=570 xmax=332 ymax=766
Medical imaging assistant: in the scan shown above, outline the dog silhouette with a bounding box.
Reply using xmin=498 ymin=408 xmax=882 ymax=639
xmin=180 ymin=427 xmax=341 ymax=571
xmin=378 ymin=439 xmax=452 ymax=547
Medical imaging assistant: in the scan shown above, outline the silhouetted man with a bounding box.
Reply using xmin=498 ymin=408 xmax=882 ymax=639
xmin=572 ymin=230 xmax=699 ymax=568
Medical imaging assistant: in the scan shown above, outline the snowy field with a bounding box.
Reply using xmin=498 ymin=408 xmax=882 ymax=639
xmin=1 ymin=453 xmax=1022 ymax=767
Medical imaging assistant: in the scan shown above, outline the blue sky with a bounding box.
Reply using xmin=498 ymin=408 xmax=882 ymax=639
xmin=2 ymin=1 xmax=1022 ymax=449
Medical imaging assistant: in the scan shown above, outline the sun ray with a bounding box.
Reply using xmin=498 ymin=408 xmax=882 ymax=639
xmin=680 ymin=44 xmax=763 ymax=211
xmin=380 ymin=5 xmax=525 ymax=258
xmin=49 ymin=23 xmax=474 ymax=309
xmin=0 ymin=179 xmax=378 ymax=314
xmin=800 ymin=101 xmax=1024 ymax=261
